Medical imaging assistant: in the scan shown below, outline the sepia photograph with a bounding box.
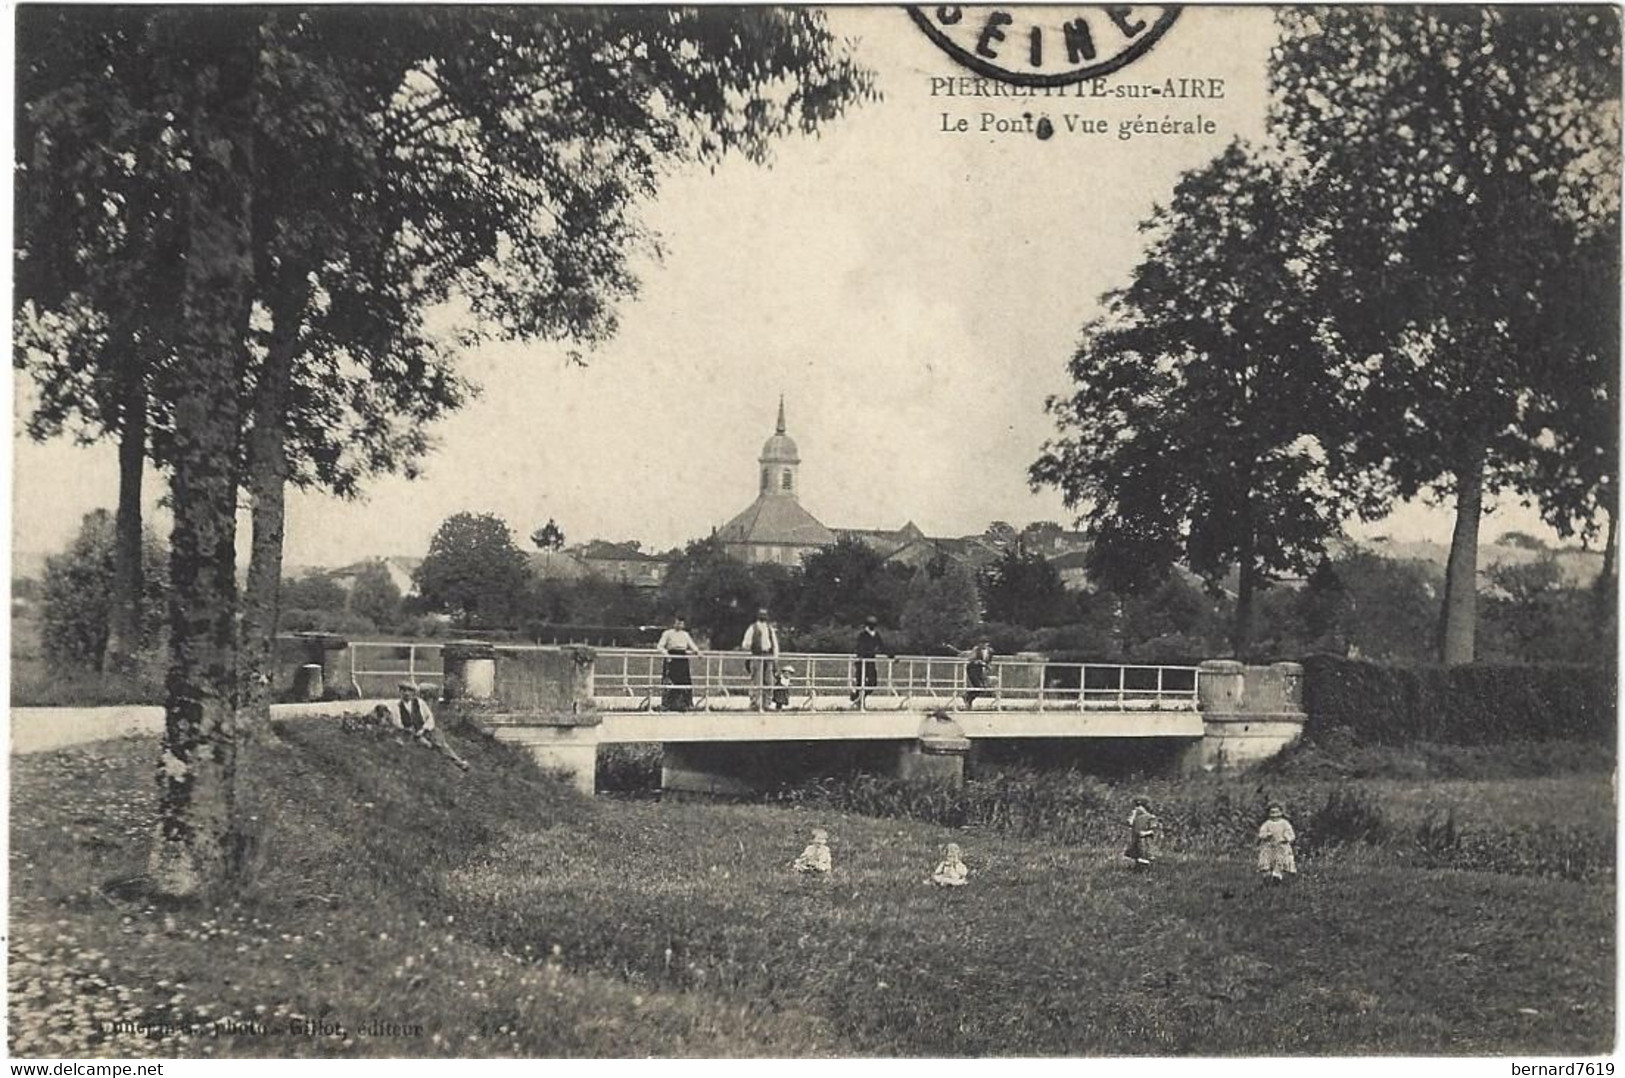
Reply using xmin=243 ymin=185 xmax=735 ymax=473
xmin=8 ymin=3 xmax=1620 ymax=1062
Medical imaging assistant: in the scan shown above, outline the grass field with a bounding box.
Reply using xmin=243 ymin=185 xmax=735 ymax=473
xmin=9 ymin=721 xmax=1615 ymax=1057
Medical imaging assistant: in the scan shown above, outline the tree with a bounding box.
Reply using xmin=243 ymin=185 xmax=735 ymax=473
xmin=14 ymin=9 xmax=187 ymax=675
xmin=1270 ymin=7 xmax=1621 ymax=663
xmin=348 ymin=563 xmax=403 ymax=630
xmin=900 ymin=560 xmax=982 ymax=653
xmin=1315 ymin=550 xmax=1440 ymax=664
xmin=658 ymin=536 xmax=768 ymax=647
xmin=531 ymin=520 xmax=566 ymax=553
xmin=42 ymin=510 xmax=169 ymax=669
xmin=279 ymin=574 xmax=349 ymax=614
xmin=17 ymin=7 xmax=873 ymax=895
xmin=1032 ymin=144 xmax=1354 ymax=656
xmin=981 ymin=546 xmax=1070 ymax=628
xmin=416 ymin=512 xmax=530 ymax=628
xmin=796 ymin=536 xmax=909 ymax=628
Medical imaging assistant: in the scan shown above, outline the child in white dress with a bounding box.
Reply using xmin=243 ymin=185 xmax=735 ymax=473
xmin=792 ymin=828 xmax=832 ymax=874
xmin=1257 ymin=802 xmax=1297 ymax=882
xmin=929 ymin=842 xmax=969 ymax=887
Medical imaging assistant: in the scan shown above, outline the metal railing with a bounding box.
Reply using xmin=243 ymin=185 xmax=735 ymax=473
xmin=348 ymin=641 xmax=446 ymax=698
xmin=343 ymin=641 xmax=1201 ymax=714
xmin=589 ymin=648 xmax=1200 ymax=714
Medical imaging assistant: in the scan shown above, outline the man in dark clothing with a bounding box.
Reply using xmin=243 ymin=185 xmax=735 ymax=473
xmin=851 ymin=616 xmax=890 ymax=709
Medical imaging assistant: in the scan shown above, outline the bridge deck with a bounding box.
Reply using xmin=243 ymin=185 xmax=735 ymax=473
xmin=588 ymin=706 xmax=1206 ymax=744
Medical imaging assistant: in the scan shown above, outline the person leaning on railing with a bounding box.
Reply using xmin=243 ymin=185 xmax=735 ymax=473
xmin=944 ymin=640 xmax=995 ymax=709
xmin=657 ymin=614 xmax=704 ymax=712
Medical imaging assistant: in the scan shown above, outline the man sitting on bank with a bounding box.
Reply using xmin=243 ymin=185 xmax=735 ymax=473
xmin=395 ymin=680 xmax=472 ymax=773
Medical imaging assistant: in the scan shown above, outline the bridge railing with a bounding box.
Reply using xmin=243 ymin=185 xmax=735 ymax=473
xmin=348 ymin=640 xmax=446 ymax=698
xmin=345 ymin=641 xmax=1201 ymax=713
xmin=589 ymin=648 xmax=1199 ymax=713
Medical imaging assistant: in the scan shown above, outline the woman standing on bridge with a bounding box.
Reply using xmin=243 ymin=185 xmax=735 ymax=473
xmin=657 ymin=614 xmax=704 ymax=711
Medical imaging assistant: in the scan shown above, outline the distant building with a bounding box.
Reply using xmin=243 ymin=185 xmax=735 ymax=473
xmin=715 ymin=398 xmax=838 ymax=565
xmin=714 ymin=400 xmax=1079 ymax=575
xmin=329 ymin=556 xmax=421 ymax=598
xmin=529 ymin=540 xmax=671 ymax=589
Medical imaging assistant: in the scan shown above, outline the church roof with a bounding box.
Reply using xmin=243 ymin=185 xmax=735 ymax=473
xmin=718 ymin=494 xmax=836 ymax=548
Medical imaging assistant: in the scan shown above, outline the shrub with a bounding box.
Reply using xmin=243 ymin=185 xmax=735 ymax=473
xmin=1302 ymin=656 xmax=1615 ymax=746
xmin=41 ymin=509 xmax=168 ymax=668
xmin=1302 ymin=786 xmax=1389 ymax=852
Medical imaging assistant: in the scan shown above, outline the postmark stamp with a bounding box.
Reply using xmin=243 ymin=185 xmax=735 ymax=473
xmin=908 ymin=5 xmax=1181 ymax=87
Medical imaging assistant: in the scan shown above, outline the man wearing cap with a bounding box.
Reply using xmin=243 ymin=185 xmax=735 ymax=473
xmin=739 ymin=609 xmax=780 ymax=711
xmin=396 ymin=681 xmax=472 ymax=772
xmin=850 ymin=616 xmax=891 ymax=710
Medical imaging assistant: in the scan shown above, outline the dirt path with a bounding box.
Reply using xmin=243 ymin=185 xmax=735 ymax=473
xmin=9 ymin=699 xmax=393 ymax=755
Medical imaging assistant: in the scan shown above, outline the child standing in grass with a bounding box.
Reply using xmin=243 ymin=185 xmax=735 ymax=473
xmin=929 ymin=842 xmax=969 ymax=887
xmin=1257 ymin=802 xmax=1297 ymax=883
xmin=792 ymin=828 xmax=832 ymax=874
xmin=1124 ymin=796 xmax=1159 ymax=870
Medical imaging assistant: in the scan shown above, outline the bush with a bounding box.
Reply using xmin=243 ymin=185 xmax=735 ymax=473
xmin=1302 ymin=786 xmax=1389 ymax=852
xmin=1302 ymin=656 xmax=1615 ymax=746
xmin=41 ymin=509 xmax=168 ymax=669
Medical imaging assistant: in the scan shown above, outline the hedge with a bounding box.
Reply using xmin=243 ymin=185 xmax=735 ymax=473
xmin=1301 ymin=656 xmax=1616 ymax=746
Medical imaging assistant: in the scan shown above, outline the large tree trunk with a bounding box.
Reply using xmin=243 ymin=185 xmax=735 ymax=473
xmin=149 ymin=18 xmax=258 ymax=899
xmin=1438 ymin=442 xmax=1487 ymax=666
xmin=239 ymin=281 xmax=303 ymax=743
xmin=103 ymin=357 xmax=147 ymax=674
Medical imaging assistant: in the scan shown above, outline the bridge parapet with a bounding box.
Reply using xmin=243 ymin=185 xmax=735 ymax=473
xmin=1186 ymin=660 xmax=1307 ymax=773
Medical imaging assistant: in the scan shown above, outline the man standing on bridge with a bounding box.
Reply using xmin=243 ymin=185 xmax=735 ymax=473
xmin=740 ymin=608 xmax=780 ymax=710
xmin=851 ymin=616 xmax=891 ymax=709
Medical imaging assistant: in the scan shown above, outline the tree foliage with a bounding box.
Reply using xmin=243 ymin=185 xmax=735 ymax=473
xmin=795 ymin=536 xmax=910 ymax=628
xmin=42 ymin=510 xmax=169 ymax=668
xmin=1033 ymin=143 xmax=1351 ymax=655
xmin=981 ymin=546 xmax=1070 ymax=628
xmin=1268 ymin=7 xmax=1621 ymax=661
xmin=658 ymin=536 xmax=770 ymax=647
xmin=901 ymin=560 xmax=982 ymax=652
xmin=415 ymin=512 xmax=530 ymax=628
xmin=348 ymin=563 xmax=404 ymax=630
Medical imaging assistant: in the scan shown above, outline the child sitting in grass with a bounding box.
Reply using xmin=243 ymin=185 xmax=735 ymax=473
xmin=929 ymin=842 xmax=969 ymax=887
xmin=792 ymin=828 xmax=832 ymax=874
xmin=1124 ymin=796 xmax=1159 ymax=870
xmin=1257 ymin=802 xmax=1297 ymax=883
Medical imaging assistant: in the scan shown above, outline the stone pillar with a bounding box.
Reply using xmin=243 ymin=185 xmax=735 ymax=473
xmin=1189 ymin=660 xmax=1307 ymax=774
xmin=293 ymin=633 xmax=349 ymax=699
xmin=1197 ymin=659 xmax=1247 ymax=712
xmin=293 ymin=664 xmax=325 ymax=702
xmin=897 ymin=710 xmax=971 ymax=786
xmin=442 ymin=640 xmax=497 ymax=703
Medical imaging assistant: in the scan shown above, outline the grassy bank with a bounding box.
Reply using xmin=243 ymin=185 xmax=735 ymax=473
xmin=10 ymin=722 xmax=1615 ymax=1057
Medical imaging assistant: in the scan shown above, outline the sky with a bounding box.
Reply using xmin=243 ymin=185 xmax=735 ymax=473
xmin=10 ymin=7 xmax=1574 ymax=569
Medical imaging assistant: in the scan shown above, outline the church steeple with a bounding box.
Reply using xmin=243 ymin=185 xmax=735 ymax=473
xmin=759 ymin=397 xmax=801 ymax=498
